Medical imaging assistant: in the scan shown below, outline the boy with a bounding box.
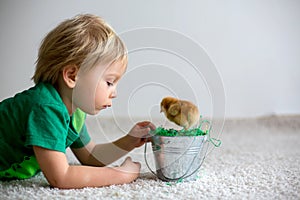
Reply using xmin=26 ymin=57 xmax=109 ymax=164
xmin=0 ymin=14 xmax=155 ymax=189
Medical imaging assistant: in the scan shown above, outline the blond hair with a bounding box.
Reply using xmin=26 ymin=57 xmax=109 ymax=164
xmin=32 ymin=14 xmax=127 ymax=84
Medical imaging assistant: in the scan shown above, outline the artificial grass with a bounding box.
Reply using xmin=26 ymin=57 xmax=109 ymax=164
xmin=150 ymin=126 xmax=208 ymax=137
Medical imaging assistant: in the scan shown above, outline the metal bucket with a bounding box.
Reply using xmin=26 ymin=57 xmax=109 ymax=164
xmin=150 ymin=135 xmax=208 ymax=182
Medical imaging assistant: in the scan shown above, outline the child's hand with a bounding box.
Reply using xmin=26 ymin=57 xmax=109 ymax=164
xmin=117 ymin=157 xmax=141 ymax=183
xmin=126 ymin=121 xmax=156 ymax=148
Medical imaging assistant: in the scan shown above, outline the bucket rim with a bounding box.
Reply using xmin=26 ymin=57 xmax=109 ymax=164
xmin=152 ymin=135 xmax=208 ymax=138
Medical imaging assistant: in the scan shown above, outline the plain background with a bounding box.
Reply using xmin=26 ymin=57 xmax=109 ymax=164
xmin=0 ymin=0 xmax=299 ymax=119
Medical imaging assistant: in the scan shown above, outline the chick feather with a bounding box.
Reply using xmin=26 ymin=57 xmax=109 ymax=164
xmin=160 ymin=97 xmax=200 ymax=130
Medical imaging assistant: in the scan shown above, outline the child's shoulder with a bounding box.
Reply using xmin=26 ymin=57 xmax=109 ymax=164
xmin=1 ymin=82 xmax=65 ymax=113
xmin=18 ymin=82 xmax=62 ymax=106
xmin=0 ymin=82 xmax=69 ymax=132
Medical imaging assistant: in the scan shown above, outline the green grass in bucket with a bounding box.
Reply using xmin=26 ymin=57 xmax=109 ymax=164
xmin=150 ymin=126 xmax=208 ymax=137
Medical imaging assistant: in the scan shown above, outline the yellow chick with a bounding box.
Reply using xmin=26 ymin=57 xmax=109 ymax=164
xmin=160 ymin=97 xmax=200 ymax=130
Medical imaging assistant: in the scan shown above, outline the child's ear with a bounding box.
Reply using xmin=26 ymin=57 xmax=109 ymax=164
xmin=62 ymin=65 xmax=79 ymax=88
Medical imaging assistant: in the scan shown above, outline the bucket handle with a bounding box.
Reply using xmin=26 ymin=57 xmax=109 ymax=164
xmin=198 ymin=119 xmax=221 ymax=152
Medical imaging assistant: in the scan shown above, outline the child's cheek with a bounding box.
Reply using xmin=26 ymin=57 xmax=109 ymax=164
xmin=73 ymin=69 xmax=103 ymax=115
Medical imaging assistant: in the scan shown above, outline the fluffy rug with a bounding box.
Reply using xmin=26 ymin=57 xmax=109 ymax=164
xmin=1 ymin=115 xmax=299 ymax=200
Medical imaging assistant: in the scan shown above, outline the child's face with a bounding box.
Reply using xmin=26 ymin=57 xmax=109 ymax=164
xmin=72 ymin=60 xmax=126 ymax=115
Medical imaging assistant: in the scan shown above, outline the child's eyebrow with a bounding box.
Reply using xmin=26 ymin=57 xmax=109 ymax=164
xmin=106 ymin=73 xmax=119 ymax=77
xmin=106 ymin=73 xmax=121 ymax=79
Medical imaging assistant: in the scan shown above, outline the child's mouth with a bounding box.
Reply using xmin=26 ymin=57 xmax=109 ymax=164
xmin=101 ymin=105 xmax=111 ymax=109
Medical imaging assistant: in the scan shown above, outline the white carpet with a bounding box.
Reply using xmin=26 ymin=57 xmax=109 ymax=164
xmin=1 ymin=115 xmax=299 ymax=200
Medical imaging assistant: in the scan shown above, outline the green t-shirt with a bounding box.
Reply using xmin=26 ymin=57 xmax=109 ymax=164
xmin=0 ymin=82 xmax=91 ymax=180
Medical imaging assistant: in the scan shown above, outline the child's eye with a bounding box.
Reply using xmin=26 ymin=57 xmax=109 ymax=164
xmin=107 ymin=81 xmax=114 ymax=87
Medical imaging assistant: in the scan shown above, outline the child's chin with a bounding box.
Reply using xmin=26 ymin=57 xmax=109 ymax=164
xmin=93 ymin=110 xmax=101 ymax=115
xmin=85 ymin=109 xmax=100 ymax=115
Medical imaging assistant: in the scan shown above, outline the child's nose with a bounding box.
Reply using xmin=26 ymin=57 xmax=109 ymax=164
xmin=110 ymin=89 xmax=117 ymax=98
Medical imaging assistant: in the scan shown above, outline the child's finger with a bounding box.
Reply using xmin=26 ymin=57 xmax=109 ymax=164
xmin=125 ymin=156 xmax=132 ymax=162
xmin=141 ymin=127 xmax=152 ymax=138
xmin=141 ymin=136 xmax=151 ymax=143
xmin=133 ymin=161 xmax=141 ymax=166
xmin=137 ymin=121 xmax=156 ymax=130
xmin=136 ymin=121 xmax=150 ymax=127
xmin=147 ymin=122 xmax=156 ymax=130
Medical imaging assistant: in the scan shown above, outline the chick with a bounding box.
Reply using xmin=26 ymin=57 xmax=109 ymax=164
xmin=160 ymin=97 xmax=200 ymax=130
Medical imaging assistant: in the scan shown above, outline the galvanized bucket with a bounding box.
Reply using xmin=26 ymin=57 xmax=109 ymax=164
xmin=146 ymin=134 xmax=208 ymax=182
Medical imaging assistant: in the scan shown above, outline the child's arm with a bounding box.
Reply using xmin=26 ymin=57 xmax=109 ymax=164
xmin=71 ymin=121 xmax=156 ymax=167
xmin=33 ymin=146 xmax=140 ymax=189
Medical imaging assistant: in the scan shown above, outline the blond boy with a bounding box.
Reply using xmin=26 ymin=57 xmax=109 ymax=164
xmin=0 ymin=14 xmax=155 ymax=189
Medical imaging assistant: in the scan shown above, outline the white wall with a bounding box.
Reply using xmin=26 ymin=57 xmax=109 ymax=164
xmin=0 ymin=0 xmax=299 ymax=119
